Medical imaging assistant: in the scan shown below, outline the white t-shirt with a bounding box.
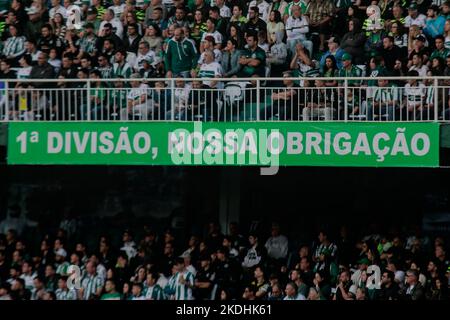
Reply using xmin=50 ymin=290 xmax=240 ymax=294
xmin=108 ymin=4 xmax=126 ymax=19
xmin=409 ymin=64 xmax=428 ymax=77
xmin=247 ymin=0 xmax=270 ymax=22
xmin=219 ymin=5 xmax=231 ymax=18
xmin=405 ymin=14 xmax=427 ymax=28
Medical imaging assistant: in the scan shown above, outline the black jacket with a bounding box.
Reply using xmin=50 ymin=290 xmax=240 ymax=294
xmin=30 ymin=63 xmax=56 ymax=88
xmin=123 ymin=35 xmax=142 ymax=54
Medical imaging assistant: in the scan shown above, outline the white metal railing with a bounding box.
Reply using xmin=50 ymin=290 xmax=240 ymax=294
xmin=1 ymin=77 xmax=449 ymax=122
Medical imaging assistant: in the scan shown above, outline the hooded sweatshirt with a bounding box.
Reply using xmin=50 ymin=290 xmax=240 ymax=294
xmin=164 ymin=37 xmax=198 ymax=74
xmin=268 ymin=31 xmax=288 ymax=65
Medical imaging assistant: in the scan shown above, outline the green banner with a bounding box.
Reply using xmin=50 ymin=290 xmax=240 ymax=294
xmin=7 ymin=122 xmax=440 ymax=167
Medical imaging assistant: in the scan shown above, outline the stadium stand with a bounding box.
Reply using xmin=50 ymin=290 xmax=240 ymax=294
xmin=0 ymin=0 xmax=449 ymax=121
xmin=0 ymin=0 xmax=449 ymax=301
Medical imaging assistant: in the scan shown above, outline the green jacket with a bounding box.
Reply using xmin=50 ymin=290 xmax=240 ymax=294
xmin=164 ymin=37 xmax=198 ymax=74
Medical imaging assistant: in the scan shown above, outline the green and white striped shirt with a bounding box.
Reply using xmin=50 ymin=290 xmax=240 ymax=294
xmin=372 ymin=85 xmax=399 ymax=105
xmin=56 ymin=262 xmax=70 ymax=276
xmin=113 ymin=62 xmax=132 ymax=78
xmin=144 ymin=284 xmax=165 ymax=300
xmin=81 ymin=274 xmax=104 ymax=300
xmin=56 ymin=288 xmax=78 ymax=300
xmin=2 ymin=36 xmax=26 ymax=58
xmin=173 ymin=271 xmax=195 ymax=300
xmin=78 ymin=35 xmax=97 ymax=55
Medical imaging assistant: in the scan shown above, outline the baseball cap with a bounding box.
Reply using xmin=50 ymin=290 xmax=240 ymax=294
xmin=55 ymin=248 xmax=67 ymax=258
xmin=87 ymin=7 xmax=98 ymax=15
xmin=415 ymin=35 xmax=426 ymax=42
xmin=408 ymin=3 xmax=417 ymax=10
xmin=342 ymin=52 xmax=352 ymax=61
xmin=179 ymin=251 xmax=191 ymax=259
xmin=26 ymin=6 xmax=39 ymax=15
xmin=203 ymin=35 xmax=215 ymax=44
xmin=358 ymin=257 xmax=370 ymax=265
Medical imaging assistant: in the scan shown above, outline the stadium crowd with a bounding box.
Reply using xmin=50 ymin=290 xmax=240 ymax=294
xmin=0 ymin=0 xmax=450 ymax=120
xmin=0 ymin=204 xmax=448 ymax=300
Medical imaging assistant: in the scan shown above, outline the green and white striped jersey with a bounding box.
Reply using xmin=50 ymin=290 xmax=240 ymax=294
xmin=173 ymin=271 xmax=195 ymax=301
xmin=77 ymin=35 xmax=97 ymax=55
xmin=55 ymin=288 xmax=78 ymax=300
xmin=56 ymin=262 xmax=70 ymax=276
xmin=81 ymin=274 xmax=104 ymax=300
xmin=372 ymin=85 xmax=399 ymax=104
xmin=113 ymin=62 xmax=132 ymax=78
xmin=144 ymin=284 xmax=166 ymax=300
xmin=425 ymin=86 xmax=435 ymax=105
xmin=2 ymin=36 xmax=26 ymax=58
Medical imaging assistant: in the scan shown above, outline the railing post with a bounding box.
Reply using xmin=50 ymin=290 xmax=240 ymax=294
xmin=86 ymin=80 xmax=91 ymax=121
xmin=434 ymin=78 xmax=438 ymax=121
xmin=4 ymin=80 xmax=9 ymax=121
xmin=256 ymin=79 xmax=260 ymax=121
xmin=170 ymin=79 xmax=175 ymax=121
xmin=344 ymin=79 xmax=348 ymax=122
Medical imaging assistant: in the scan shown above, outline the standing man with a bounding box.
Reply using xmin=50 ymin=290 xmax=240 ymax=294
xmin=165 ymin=27 xmax=198 ymax=78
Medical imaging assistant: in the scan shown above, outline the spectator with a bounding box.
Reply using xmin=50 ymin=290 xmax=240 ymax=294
xmin=285 ymin=5 xmax=312 ymax=56
xmin=100 ymin=279 xmax=121 ymax=300
xmin=99 ymin=9 xmax=123 ymax=39
xmin=244 ymin=7 xmax=267 ymax=36
xmin=306 ymin=0 xmax=335 ymax=52
xmin=284 ymin=281 xmax=304 ymax=300
xmin=266 ymin=31 xmax=288 ymax=76
xmin=379 ymin=35 xmax=402 ymax=72
xmin=197 ymin=49 xmax=223 ymax=90
xmin=267 ymin=10 xmax=285 ymax=38
xmin=238 ymin=32 xmax=266 ymax=77
xmin=265 ymin=223 xmax=289 ymax=262
xmin=423 ymin=5 xmax=445 ymax=39
xmin=400 ymin=269 xmax=425 ymax=300
xmin=430 ymin=35 xmax=449 ymax=62
xmin=221 ymin=38 xmax=241 ymax=77
xmin=404 ymin=3 xmax=426 ymax=29
xmin=55 ymin=276 xmax=77 ymax=300
xmin=193 ymin=254 xmax=215 ymax=300
xmin=215 ymin=0 xmax=231 ymax=19
xmin=319 ymin=36 xmax=344 ymax=72
xmin=341 ymin=18 xmax=366 ymax=65
xmin=229 ymin=5 xmax=247 ymax=31
xmin=165 ymin=27 xmax=197 ymax=78
xmin=144 ymin=271 xmax=165 ymax=300
xmin=79 ymin=261 xmax=104 ymax=300
xmin=379 ymin=270 xmax=400 ymax=300
xmin=247 ymin=0 xmax=270 ymax=23
xmin=2 ymin=24 xmax=26 ymax=64
xmin=77 ymin=23 xmax=98 ymax=59
xmin=303 ymin=79 xmax=336 ymax=121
